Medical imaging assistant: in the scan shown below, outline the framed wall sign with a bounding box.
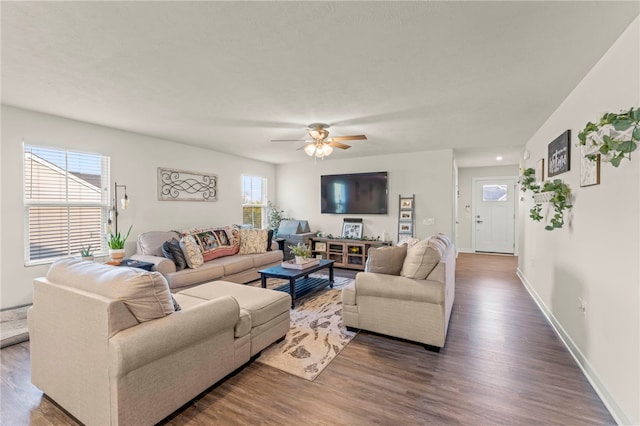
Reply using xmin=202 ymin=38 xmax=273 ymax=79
xmin=548 ymin=130 xmax=571 ymax=177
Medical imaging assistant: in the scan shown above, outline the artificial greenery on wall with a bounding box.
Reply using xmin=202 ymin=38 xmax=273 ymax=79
xmin=521 ymin=168 xmax=573 ymax=231
xmin=578 ymin=107 xmax=640 ymax=167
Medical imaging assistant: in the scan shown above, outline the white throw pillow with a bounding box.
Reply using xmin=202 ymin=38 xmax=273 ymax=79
xmin=400 ymin=239 xmax=442 ymax=279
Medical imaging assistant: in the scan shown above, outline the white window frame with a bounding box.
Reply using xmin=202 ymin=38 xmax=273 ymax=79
xmin=241 ymin=175 xmax=267 ymax=229
xmin=23 ymin=143 xmax=111 ymax=266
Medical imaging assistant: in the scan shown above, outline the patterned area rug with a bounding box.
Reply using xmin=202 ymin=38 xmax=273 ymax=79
xmin=252 ymin=275 xmax=357 ymax=381
xmin=0 ymin=305 xmax=30 ymax=348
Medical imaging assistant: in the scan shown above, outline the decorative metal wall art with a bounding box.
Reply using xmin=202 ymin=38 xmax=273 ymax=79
xmin=157 ymin=167 xmax=217 ymax=201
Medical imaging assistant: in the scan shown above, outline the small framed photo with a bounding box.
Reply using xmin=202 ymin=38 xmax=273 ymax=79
xmin=536 ymin=158 xmax=545 ymax=183
xmin=315 ymin=254 xmax=323 ymax=260
xmin=399 ymin=223 xmax=413 ymax=234
xmin=315 ymin=242 xmax=327 ymax=252
xmin=400 ymin=211 xmax=413 ymax=220
xmin=580 ymin=146 xmax=601 ymax=187
xmin=400 ymin=198 xmax=413 ymax=209
xmin=342 ymin=222 xmax=363 ymax=239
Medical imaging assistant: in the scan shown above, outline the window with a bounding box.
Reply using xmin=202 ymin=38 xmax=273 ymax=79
xmin=482 ymin=184 xmax=508 ymax=202
xmin=241 ymin=175 xmax=267 ymax=228
xmin=24 ymin=144 xmax=110 ymax=264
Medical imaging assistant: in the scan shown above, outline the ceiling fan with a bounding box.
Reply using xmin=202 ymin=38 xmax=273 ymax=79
xmin=271 ymin=123 xmax=367 ymax=158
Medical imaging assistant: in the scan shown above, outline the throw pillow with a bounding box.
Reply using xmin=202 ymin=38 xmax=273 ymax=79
xmin=171 ymin=294 xmax=182 ymax=312
xmin=179 ymin=235 xmax=204 ymax=269
xmin=162 ymin=238 xmax=187 ymax=271
xmin=364 ymin=244 xmax=407 ymax=275
xmin=400 ymin=238 xmax=442 ymax=280
xmin=267 ymin=229 xmax=274 ymax=251
xmin=239 ymin=228 xmax=269 ymax=254
xmin=192 ymin=226 xmax=240 ymax=261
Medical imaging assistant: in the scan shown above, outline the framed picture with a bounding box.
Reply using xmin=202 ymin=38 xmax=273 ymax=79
xmin=548 ymin=130 xmax=571 ymax=177
xmin=580 ymin=146 xmax=601 ymax=187
xmin=315 ymin=242 xmax=327 ymax=252
xmin=535 ymin=158 xmax=545 ymax=183
xmin=342 ymin=222 xmax=363 ymax=239
xmin=400 ymin=210 xmax=413 ymax=220
xmin=400 ymin=198 xmax=413 ymax=209
xmin=399 ymin=223 xmax=413 ymax=234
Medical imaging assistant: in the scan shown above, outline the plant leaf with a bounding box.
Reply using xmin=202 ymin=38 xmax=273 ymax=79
xmin=611 ymin=153 xmax=623 ymax=167
xmin=612 ymin=118 xmax=633 ymax=131
xmin=631 ymin=107 xmax=640 ymax=122
xmin=619 ymin=140 xmax=637 ymax=153
xmin=633 ymin=126 xmax=640 ymax=141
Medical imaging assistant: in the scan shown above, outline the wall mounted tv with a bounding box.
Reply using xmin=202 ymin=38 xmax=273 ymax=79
xmin=321 ymin=172 xmax=388 ymax=214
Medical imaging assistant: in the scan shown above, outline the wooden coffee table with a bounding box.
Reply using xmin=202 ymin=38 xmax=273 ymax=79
xmin=258 ymin=259 xmax=335 ymax=308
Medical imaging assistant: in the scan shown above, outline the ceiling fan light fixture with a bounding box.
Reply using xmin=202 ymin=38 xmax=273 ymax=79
xmin=323 ymin=144 xmax=333 ymax=156
xmin=304 ymin=144 xmax=316 ymax=156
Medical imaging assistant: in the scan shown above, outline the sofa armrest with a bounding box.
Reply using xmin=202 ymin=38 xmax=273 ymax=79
xmin=109 ymin=295 xmax=240 ymax=376
xmin=130 ymin=253 xmax=176 ymax=275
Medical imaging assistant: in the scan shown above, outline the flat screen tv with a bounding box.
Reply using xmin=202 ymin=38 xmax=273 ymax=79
xmin=321 ymin=172 xmax=388 ymax=214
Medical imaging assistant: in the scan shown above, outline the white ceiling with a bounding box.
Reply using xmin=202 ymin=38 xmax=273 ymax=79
xmin=2 ymin=2 xmax=638 ymax=167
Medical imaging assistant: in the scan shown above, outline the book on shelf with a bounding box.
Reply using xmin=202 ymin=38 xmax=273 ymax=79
xmin=281 ymin=258 xmax=321 ymax=270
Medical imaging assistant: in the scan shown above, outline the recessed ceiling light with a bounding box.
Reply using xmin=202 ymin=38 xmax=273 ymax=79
xmin=496 ymin=156 xmax=503 ymax=161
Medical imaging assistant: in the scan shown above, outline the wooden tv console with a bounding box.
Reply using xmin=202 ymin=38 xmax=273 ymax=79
xmin=309 ymin=237 xmax=392 ymax=271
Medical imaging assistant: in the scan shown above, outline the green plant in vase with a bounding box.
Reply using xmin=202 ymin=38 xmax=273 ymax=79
xmin=520 ymin=167 xmax=572 ymax=231
xmin=79 ymin=245 xmax=94 ymax=260
xmin=288 ymin=243 xmax=311 ymax=264
xmin=107 ymin=225 xmax=132 ymax=262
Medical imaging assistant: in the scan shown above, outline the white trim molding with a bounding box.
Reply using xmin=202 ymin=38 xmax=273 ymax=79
xmin=516 ymin=268 xmax=629 ymax=425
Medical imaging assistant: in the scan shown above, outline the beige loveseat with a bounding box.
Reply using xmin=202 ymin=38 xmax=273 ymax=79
xmin=28 ymin=258 xmax=290 ymax=426
xmin=341 ymin=235 xmax=455 ymax=350
xmin=131 ymin=230 xmax=282 ymax=291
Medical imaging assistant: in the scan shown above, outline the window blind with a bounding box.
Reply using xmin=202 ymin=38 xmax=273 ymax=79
xmin=241 ymin=175 xmax=267 ymax=229
xmin=23 ymin=144 xmax=111 ymax=264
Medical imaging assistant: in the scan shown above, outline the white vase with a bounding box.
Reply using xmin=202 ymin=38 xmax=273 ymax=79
xmin=295 ymin=256 xmax=306 ymax=265
xmin=109 ymin=249 xmax=126 ymax=262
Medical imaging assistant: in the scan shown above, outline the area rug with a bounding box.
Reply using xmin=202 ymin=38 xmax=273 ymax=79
xmin=253 ymin=275 xmax=357 ymax=381
xmin=1 ymin=305 xmax=30 ymax=348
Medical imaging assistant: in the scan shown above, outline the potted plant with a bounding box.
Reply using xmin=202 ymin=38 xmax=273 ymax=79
xmin=578 ymin=107 xmax=640 ymax=167
xmin=267 ymin=201 xmax=289 ymax=237
xmin=107 ymin=225 xmax=132 ymax=262
xmin=288 ymin=242 xmax=311 ymax=264
xmin=521 ymin=168 xmax=572 ymax=231
xmin=79 ymin=245 xmax=94 ymax=261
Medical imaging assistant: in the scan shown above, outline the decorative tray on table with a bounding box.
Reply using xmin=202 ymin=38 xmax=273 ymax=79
xmin=281 ymin=258 xmax=321 ymax=270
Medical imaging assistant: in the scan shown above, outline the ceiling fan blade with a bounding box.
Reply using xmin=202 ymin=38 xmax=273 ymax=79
xmin=328 ymin=141 xmax=351 ymax=150
xmin=296 ymin=143 xmax=314 ymax=151
xmin=328 ymin=135 xmax=367 ymax=142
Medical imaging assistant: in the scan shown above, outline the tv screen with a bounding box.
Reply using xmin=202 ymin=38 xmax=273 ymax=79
xmin=321 ymin=172 xmax=388 ymax=214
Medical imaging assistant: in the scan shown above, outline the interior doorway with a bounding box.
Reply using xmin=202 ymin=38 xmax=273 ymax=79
xmin=472 ymin=177 xmax=517 ymax=254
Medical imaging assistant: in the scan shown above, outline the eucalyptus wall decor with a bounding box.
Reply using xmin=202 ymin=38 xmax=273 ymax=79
xmin=578 ymin=107 xmax=640 ymax=167
xmin=521 ymin=167 xmax=573 ymax=231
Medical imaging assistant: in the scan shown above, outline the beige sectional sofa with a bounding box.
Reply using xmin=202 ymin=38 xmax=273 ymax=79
xmin=342 ymin=234 xmax=455 ymax=350
xmin=130 ymin=230 xmax=282 ymax=291
xmin=28 ymin=258 xmax=290 ymax=426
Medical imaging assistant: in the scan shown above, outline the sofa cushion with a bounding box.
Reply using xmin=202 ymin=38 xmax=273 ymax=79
xmin=165 ymin=261 xmax=225 ymax=290
xmin=190 ymin=226 xmax=240 ymax=262
xmin=239 ymin=229 xmax=269 ymax=254
xmin=179 ymin=281 xmax=290 ymax=328
xmin=212 ymin=255 xmax=255 ymax=276
xmin=47 ymin=258 xmax=175 ymax=323
xmin=138 ymin=231 xmax=180 ymax=256
xmin=179 ymin=235 xmax=204 ymax=269
xmin=365 ymin=245 xmax=407 ymax=275
xmin=400 ymin=238 xmax=443 ymax=280
xmin=249 ymin=250 xmax=283 ymax=268
xmin=162 ymin=238 xmax=187 ymax=271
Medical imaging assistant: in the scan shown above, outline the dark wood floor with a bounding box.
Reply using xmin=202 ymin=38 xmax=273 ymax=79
xmin=1 ymin=254 xmax=614 ymax=425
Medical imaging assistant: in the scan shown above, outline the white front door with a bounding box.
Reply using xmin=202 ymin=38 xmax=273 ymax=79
xmin=473 ymin=177 xmax=516 ymax=254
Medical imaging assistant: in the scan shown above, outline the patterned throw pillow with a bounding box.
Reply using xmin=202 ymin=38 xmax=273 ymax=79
xmin=178 ymin=226 xmax=240 ymax=262
xmin=162 ymin=238 xmax=187 ymax=271
xmin=179 ymin=235 xmax=204 ymax=269
xmin=239 ymin=229 xmax=269 ymax=254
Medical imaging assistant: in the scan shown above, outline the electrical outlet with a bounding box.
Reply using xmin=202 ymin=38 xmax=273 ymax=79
xmin=578 ymin=297 xmax=587 ymax=316
xmin=423 ymin=218 xmax=435 ymax=225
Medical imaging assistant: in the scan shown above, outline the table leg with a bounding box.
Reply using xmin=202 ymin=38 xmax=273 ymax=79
xmin=289 ymin=278 xmax=296 ymax=308
xmin=261 ymin=274 xmax=267 ymax=289
xmin=329 ymin=264 xmax=334 ymax=288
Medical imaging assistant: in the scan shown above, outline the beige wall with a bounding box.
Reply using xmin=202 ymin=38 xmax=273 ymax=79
xmin=518 ymin=17 xmax=639 ymax=424
xmin=276 ymin=149 xmax=454 ymax=243
xmin=457 ymin=165 xmax=520 ymax=251
xmin=1 ymin=105 xmax=276 ymax=309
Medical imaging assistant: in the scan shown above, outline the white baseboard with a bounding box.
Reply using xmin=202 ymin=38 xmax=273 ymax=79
xmin=457 ymin=247 xmax=474 ymax=254
xmin=516 ymin=268 xmax=629 ymax=426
